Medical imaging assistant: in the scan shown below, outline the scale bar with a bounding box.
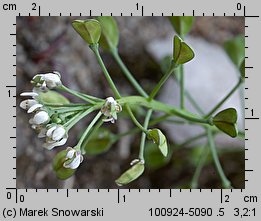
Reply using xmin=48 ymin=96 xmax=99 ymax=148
xmin=245 ymin=117 xmax=260 ymax=120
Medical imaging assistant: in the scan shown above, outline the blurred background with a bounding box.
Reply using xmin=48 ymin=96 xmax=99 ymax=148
xmin=17 ymin=16 xmax=244 ymax=189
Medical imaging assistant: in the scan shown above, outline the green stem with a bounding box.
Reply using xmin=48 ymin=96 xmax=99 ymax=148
xmin=64 ymin=105 xmax=101 ymax=130
xmin=205 ymin=80 xmax=242 ymax=118
xmin=190 ymin=145 xmax=209 ymax=188
xmin=76 ymin=111 xmax=103 ymax=149
xmin=58 ymin=85 xmax=96 ymax=104
xmin=90 ymin=44 xmax=121 ymax=99
xmin=81 ymin=117 xmax=104 ymax=153
xmin=119 ymin=96 xmax=210 ymax=125
xmin=125 ymin=104 xmax=147 ymax=133
xmin=53 ymin=106 xmax=90 ymax=114
xmin=149 ymin=64 xmax=176 ymax=100
xmin=206 ymin=127 xmax=231 ymax=188
xmin=45 ymin=103 xmax=91 ymax=107
xmin=76 ymin=91 xmax=104 ymax=102
xmin=180 ymin=65 xmax=185 ymax=109
xmin=139 ymin=109 xmax=153 ymax=161
xmin=111 ymin=48 xmax=148 ymax=98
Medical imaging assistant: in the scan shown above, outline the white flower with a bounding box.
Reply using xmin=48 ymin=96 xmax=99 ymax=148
xmin=29 ymin=111 xmax=50 ymax=125
xmin=42 ymin=124 xmax=68 ymax=150
xmin=32 ymin=71 xmax=62 ymax=91
xmin=63 ymin=147 xmax=83 ymax=169
xmin=20 ymin=99 xmax=38 ymax=110
xmin=27 ymin=104 xmax=43 ymax=113
xmin=101 ymin=97 xmax=122 ymax=123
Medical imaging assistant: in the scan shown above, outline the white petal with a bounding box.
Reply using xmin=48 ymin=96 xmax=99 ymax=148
xmin=52 ymin=126 xmax=66 ymax=141
xmin=20 ymin=92 xmax=39 ymax=97
xmin=42 ymin=73 xmax=61 ymax=88
xmin=27 ymin=104 xmax=43 ymax=113
xmin=20 ymin=99 xmax=38 ymax=110
xmin=46 ymin=126 xmax=57 ymax=137
xmin=106 ymin=97 xmax=116 ymax=104
xmin=33 ymin=111 xmax=49 ymax=124
xmin=64 ymin=154 xmax=82 ymax=169
xmin=66 ymin=149 xmax=76 ymax=159
xmin=43 ymin=137 xmax=67 ymax=150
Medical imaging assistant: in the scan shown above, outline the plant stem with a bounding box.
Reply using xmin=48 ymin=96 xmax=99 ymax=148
xmin=81 ymin=117 xmax=104 ymax=153
xmin=149 ymin=64 xmax=176 ymax=100
xmin=53 ymin=106 xmax=90 ymax=114
xmin=139 ymin=109 xmax=153 ymax=161
xmin=64 ymin=105 xmax=101 ymax=130
xmin=180 ymin=65 xmax=185 ymax=109
xmin=205 ymin=80 xmax=242 ymax=118
xmin=45 ymin=103 xmax=91 ymax=107
xmin=125 ymin=105 xmax=147 ymax=133
xmin=77 ymin=111 xmax=102 ymax=148
xmin=118 ymin=96 xmax=211 ymax=125
xmin=206 ymin=127 xmax=231 ymax=188
xmin=111 ymin=48 xmax=148 ymax=98
xmin=58 ymin=85 xmax=96 ymax=104
xmin=90 ymin=44 xmax=121 ymax=99
xmin=190 ymin=145 xmax=209 ymax=188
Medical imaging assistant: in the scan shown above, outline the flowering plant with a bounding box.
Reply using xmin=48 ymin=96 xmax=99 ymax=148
xmin=20 ymin=17 xmax=244 ymax=188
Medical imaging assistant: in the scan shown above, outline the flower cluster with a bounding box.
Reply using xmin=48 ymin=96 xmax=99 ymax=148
xmin=20 ymin=72 xmax=83 ymax=170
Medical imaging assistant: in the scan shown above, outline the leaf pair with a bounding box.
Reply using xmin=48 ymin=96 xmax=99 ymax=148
xmin=72 ymin=17 xmax=119 ymax=50
xmin=173 ymin=35 xmax=195 ymax=65
xmin=213 ymin=108 xmax=238 ymax=138
xmin=169 ymin=16 xmax=194 ymax=37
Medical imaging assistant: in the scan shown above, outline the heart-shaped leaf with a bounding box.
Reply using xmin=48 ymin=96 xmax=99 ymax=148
xmin=97 ymin=16 xmax=119 ymax=50
xmin=224 ymin=35 xmax=245 ymax=68
xmin=169 ymin=16 xmax=194 ymax=37
xmin=115 ymin=162 xmax=145 ymax=186
xmin=213 ymin=108 xmax=238 ymax=138
xmin=72 ymin=19 xmax=101 ymax=45
xmin=147 ymin=129 xmax=168 ymax=157
xmin=173 ymin=35 xmax=195 ymax=65
xmin=52 ymin=150 xmax=76 ymax=180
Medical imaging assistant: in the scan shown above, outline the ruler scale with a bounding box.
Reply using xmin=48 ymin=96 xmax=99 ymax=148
xmin=1 ymin=0 xmax=260 ymax=220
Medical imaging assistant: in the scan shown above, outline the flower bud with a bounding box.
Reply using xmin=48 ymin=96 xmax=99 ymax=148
xmin=20 ymin=99 xmax=38 ymax=110
xmin=63 ymin=147 xmax=83 ymax=169
xmin=30 ymin=111 xmax=50 ymax=125
xmin=101 ymin=97 xmax=122 ymax=123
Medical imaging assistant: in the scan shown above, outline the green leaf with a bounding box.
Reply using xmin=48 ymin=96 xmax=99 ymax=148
xmin=83 ymin=128 xmax=114 ymax=155
xmin=224 ymin=35 xmax=245 ymax=68
xmin=52 ymin=150 xmax=76 ymax=180
xmin=115 ymin=162 xmax=145 ymax=186
xmin=97 ymin=16 xmax=119 ymax=50
xmin=240 ymin=59 xmax=245 ymax=81
xmin=169 ymin=16 xmax=194 ymax=37
xmin=173 ymin=35 xmax=195 ymax=65
xmin=38 ymin=91 xmax=69 ymax=104
xmin=72 ymin=19 xmax=101 ymax=45
xmin=144 ymin=143 xmax=171 ymax=170
xmin=213 ymin=108 xmax=238 ymax=138
xmin=147 ymin=129 xmax=168 ymax=157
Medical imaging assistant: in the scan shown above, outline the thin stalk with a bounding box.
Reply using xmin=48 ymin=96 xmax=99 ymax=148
xmin=58 ymin=85 xmax=96 ymax=104
xmin=90 ymin=44 xmax=121 ymax=99
xmin=76 ymin=91 xmax=104 ymax=102
xmin=139 ymin=109 xmax=153 ymax=161
xmin=118 ymin=96 xmax=211 ymax=125
xmin=52 ymin=106 xmax=90 ymax=114
xmin=64 ymin=106 xmax=100 ymax=130
xmin=180 ymin=65 xmax=185 ymax=109
xmin=125 ymin=105 xmax=147 ymax=133
xmin=149 ymin=64 xmax=176 ymax=100
xmin=206 ymin=127 xmax=231 ymax=188
xmin=190 ymin=145 xmax=209 ymax=188
xmin=111 ymin=48 xmax=148 ymax=98
xmin=76 ymin=111 xmax=102 ymax=148
xmin=205 ymin=80 xmax=242 ymax=118
xmin=81 ymin=117 xmax=104 ymax=153
xmin=44 ymin=103 xmax=91 ymax=107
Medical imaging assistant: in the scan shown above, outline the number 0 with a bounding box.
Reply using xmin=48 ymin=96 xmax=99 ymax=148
xmin=237 ymin=3 xmax=242 ymax=10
